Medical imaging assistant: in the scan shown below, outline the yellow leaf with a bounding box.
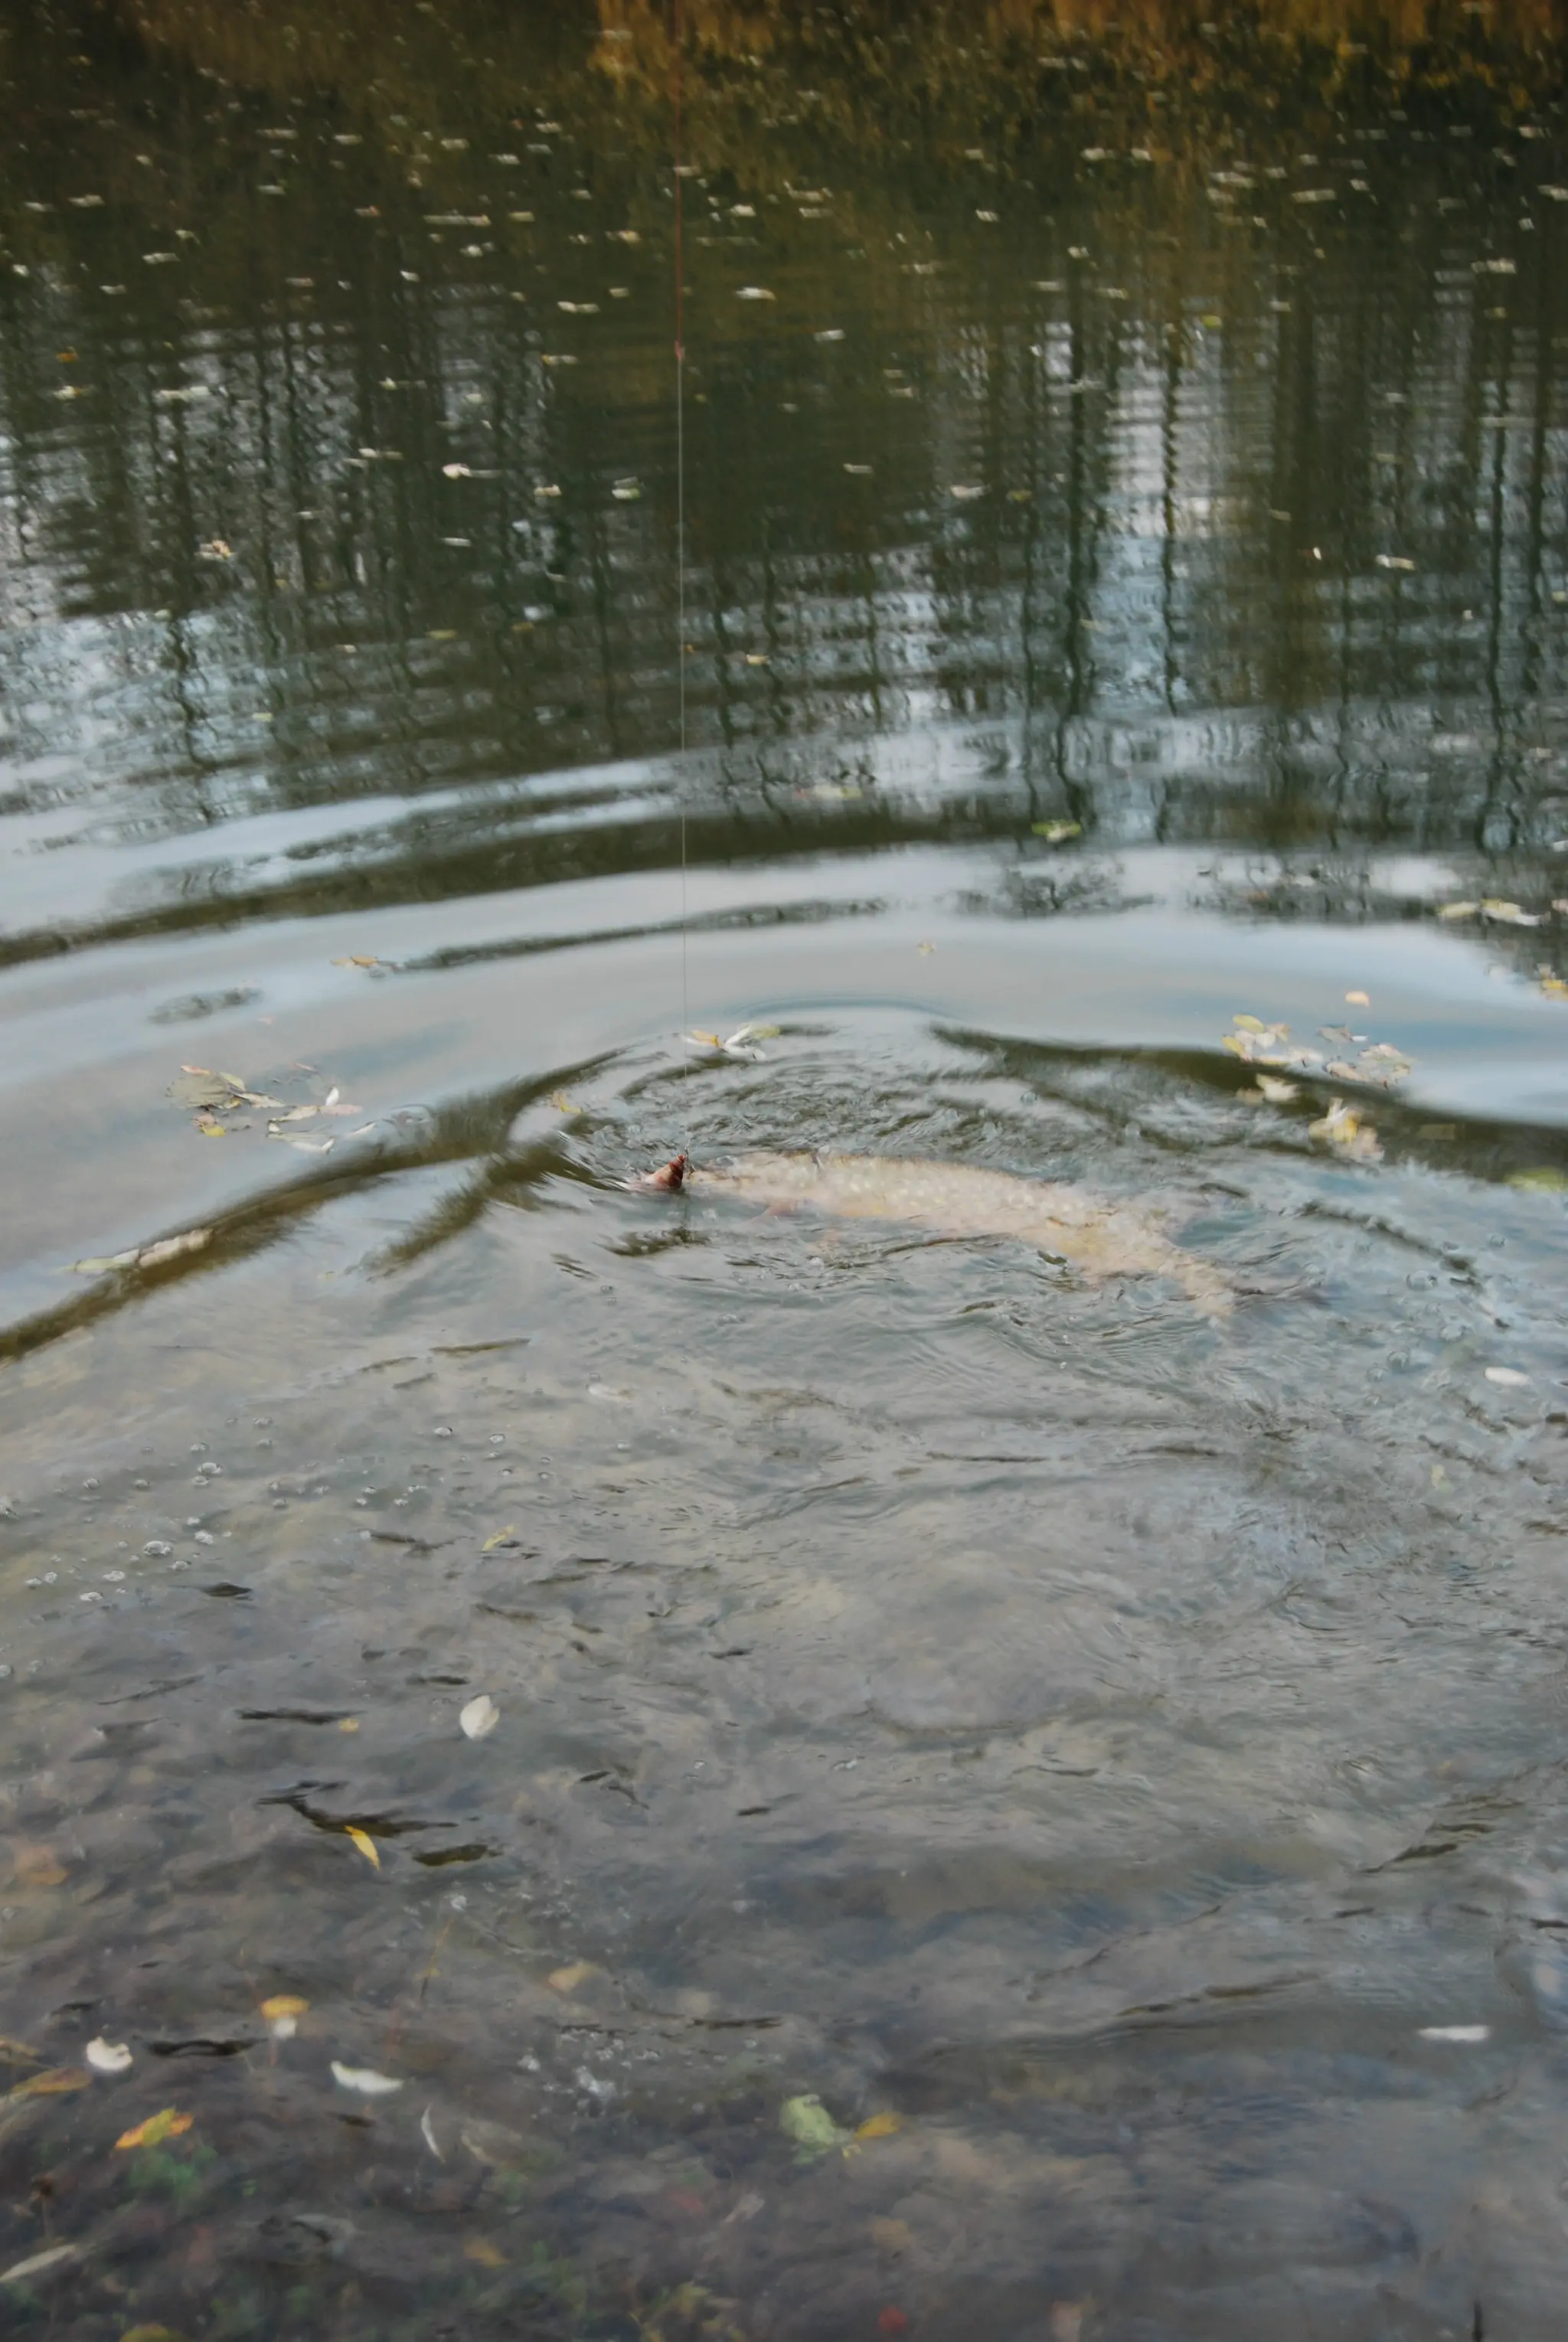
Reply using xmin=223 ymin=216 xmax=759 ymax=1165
xmin=855 ymin=2111 xmax=904 ymax=2139
xmin=482 ymin=1525 xmax=516 ymax=1553
xmin=338 ymin=1717 xmax=360 ymax=1733
xmin=10 ymin=2067 xmax=90 ymax=2099
xmin=11 ymin=1845 xmax=67 ymax=1887
xmin=119 ymin=2327 xmax=186 ymax=2341
xmin=345 ymin=1827 xmax=381 ymax=1870
xmin=1231 ymin=1014 xmax=1266 ymax=1031
xmin=1345 ymin=990 xmax=1370 ymax=1005
xmin=546 ymin=1961 xmax=597 ymax=1994
xmin=115 ymin=2108 xmax=193 ymax=2150
xmin=548 ymin=1092 xmax=582 ymax=1115
xmin=259 ymin=1995 xmax=309 ymax=2024
xmin=464 ymin=2237 xmax=508 ymax=2268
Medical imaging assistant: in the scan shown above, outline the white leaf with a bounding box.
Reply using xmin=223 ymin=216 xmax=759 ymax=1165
xmin=460 ymin=1694 xmax=500 ymax=1740
xmin=1419 ymin=2024 xmax=1490 ymax=2043
xmin=86 ymin=2037 xmax=132 ymax=2074
xmin=1485 ymin=1367 xmax=1531 ymax=1388
xmin=421 ymin=2102 xmax=445 ymax=2159
xmin=1 ymin=2242 xmax=78 ymax=2287
xmin=331 ymin=2061 xmax=404 ymax=2095
xmin=323 ymin=1086 xmax=340 ymax=1109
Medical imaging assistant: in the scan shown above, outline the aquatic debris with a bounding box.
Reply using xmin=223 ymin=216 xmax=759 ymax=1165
xmin=1031 ymin=819 xmax=1081 ymax=842
xmin=115 ymin=2108 xmax=192 ymax=2149
xmin=331 ymin=2062 xmax=403 ymax=2096
xmin=85 ymin=2037 xmax=132 ymax=2075
xmin=547 ymin=1961 xmax=600 ymax=1995
xmin=459 ymin=1694 xmax=499 ymax=1740
xmin=1484 ymin=1367 xmax=1531 ymax=1388
xmin=421 ymin=2103 xmax=444 ymax=2160
xmin=779 ymin=2092 xmax=848 ymax=2159
xmin=683 ymin=1023 xmax=776 ymax=1062
xmin=1419 ymin=2024 xmax=1490 ymax=2043
xmin=645 ymin=1151 xmax=1233 ymax=1317
xmin=1239 ymin=1073 xmax=1298 ymax=1106
xmin=345 ymin=1827 xmax=381 ymax=1870
xmin=10 ymin=1844 xmax=67 ymax=1886
xmin=8 ymin=2067 xmax=90 ymax=2099
xmin=260 ymin=1994 xmax=309 ymax=2040
xmin=0 ymin=2242 xmax=78 ymax=2288
xmin=1308 ymin=1099 xmax=1380 ymax=1160
xmin=1223 ymin=1012 xmax=1410 ymax=1090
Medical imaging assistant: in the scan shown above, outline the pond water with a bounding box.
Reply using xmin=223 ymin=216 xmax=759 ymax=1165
xmin=2 ymin=4 xmax=1568 ymax=2337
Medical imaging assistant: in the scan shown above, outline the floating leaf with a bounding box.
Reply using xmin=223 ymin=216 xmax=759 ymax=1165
xmin=1481 ymin=898 xmax=1540 ymax=926
xmin=1344 ymin=990 xmax=1370 ymax=1006
xmin=116 ymin=2107 xmax=193 ymax=2149
xmin=1031 ymin=820 xmax=1081 ymax=843
xmin=1484 ymin=1367 xmax=1531 ymax=1388
xmin=421 ymin=2103 xmax=444 ymax=2160
xmin=1437 ymin=900 xmax=1478 ymax=919
xmin=1419 ymin=2024 xmax=1489 ymax=2043
xmin=464 ymin=2238 xmax=507 ymax=2268
xmin=1255 ymin=1075 xmax=1299 ymax=1103
xmin=481 ymin=1525 xmax=516 ymax=1553
xmin=86 ymin=2037 xmax=132 ymax=2075
xmin=459 ymin=1694 xmax=499 ymax=1740
xmin=1508 ymin=1168 xmax=1568 ymax=1192
xmin=330 ymin=2061 xmax=403 ymax=2096
xmin=736 ymin=285 xmax=776 ymax=301
xmin=138 ymin=1230 xmax=211 ymax=1269
xmin=345 ymin=1827 xmax=381 ymax=1870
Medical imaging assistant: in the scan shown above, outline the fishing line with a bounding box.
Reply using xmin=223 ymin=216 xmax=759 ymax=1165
xmin=672 ymin=0 xmax=690 ymax=1098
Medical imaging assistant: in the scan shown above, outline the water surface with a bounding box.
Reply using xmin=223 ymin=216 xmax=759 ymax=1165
xmin=2 ymin=5 xmax=1567 ymax=2337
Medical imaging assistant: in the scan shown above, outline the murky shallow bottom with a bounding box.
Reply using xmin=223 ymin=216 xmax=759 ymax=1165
xmin=2 ymin=1003 xmax=1566 ymax=2340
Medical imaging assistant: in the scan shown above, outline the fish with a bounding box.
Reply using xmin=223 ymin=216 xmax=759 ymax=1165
xmin=633 ymin=1151 xmax=1231 ymax=1317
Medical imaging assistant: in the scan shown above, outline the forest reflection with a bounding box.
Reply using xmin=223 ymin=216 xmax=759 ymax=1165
xmin=0 ymin=0 xmax=1563 ymax=965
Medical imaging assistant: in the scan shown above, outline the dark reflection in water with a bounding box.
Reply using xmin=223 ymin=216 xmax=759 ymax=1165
xmin=2 ymin=5 xmax=1568 ymax=2339
xmin=2 ymin=0 xmax=1568 ymax=961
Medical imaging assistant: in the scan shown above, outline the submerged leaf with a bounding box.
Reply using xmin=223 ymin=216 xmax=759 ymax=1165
xmin=116 ymin=2107 xmax=193 ymax=2149
xmin=10 ymin=2066 xmax=90 ymax=2099
xmin=260 ymin=1994 xmax=309 ymax=2040
xmin=331 ymin=2061 xmax=403 ymax=2096
xmin=779 ymin=2092 xmax=848 ymax=2157
xmin=0 ymin=2242 xmax=78 ymax=2287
